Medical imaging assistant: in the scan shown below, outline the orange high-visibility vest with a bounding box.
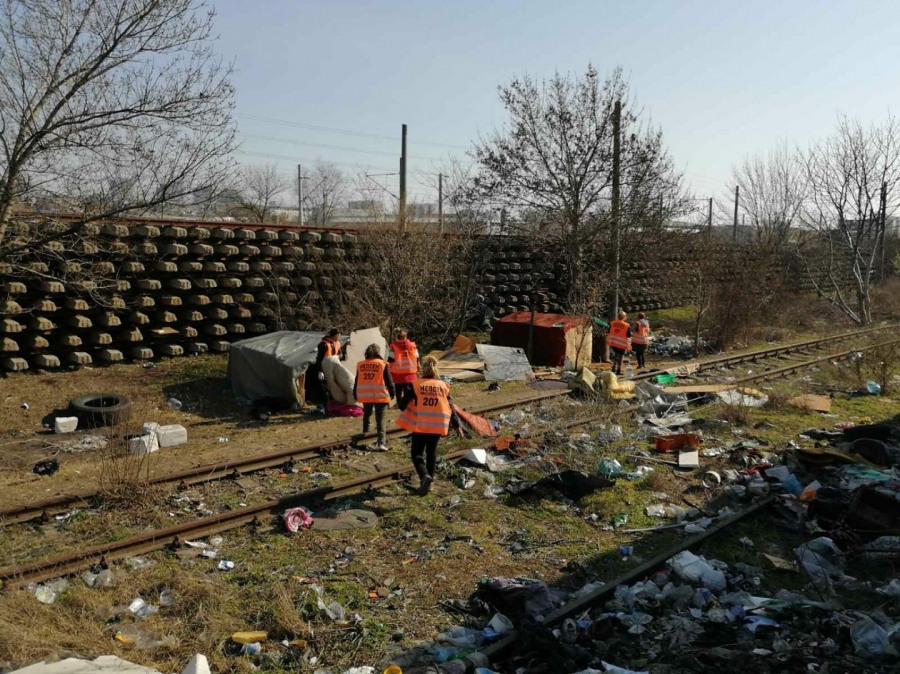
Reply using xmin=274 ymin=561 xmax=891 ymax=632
xmin=606 ymin=320 xmax=631 ymax=351
xmin=322 ymin=338 xmax=340 ymax=358
xmin=397 ymin=378 xmax=452 ymax=436
xmin=356 ymin=358 xmax=391 ymax=404
xmin=389 ymin=340 xmax=418 ymax=377
xmin=631 ymin=321 xmax=650 ymax=346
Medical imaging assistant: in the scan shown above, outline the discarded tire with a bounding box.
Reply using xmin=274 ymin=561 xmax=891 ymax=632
xmin=69 ymin=393 xmax=132 ymax=428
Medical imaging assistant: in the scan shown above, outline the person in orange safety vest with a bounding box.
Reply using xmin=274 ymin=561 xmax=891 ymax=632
xmin=396 ymin=356 xmax=461 ymax=495
xmin=388 ymin=328 xmax=419 ymax=411
xmin=606 ymin=310 xmax=632 ymax=376
xmin=630 ymin=312 xmax=651 ymax=369
xmin=353 ymin=344 xmax=395 ymax=451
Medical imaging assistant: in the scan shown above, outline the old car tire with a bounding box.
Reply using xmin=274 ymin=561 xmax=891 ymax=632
xmin=69 ymin=393 xmax=133 ymax=428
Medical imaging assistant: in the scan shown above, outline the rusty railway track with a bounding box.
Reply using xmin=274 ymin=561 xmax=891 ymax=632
xmin=0 ymin=411 xmax=606 ymax=587
xmin=632 ymin=323 xmax=894 ymax=382
xmin=0 ymin=327 xmax=894 ymax=586
xmin=0 ymin=391 xmax=570 ymax=526
xmin=1 ymin=325 xmax=893 ymax=528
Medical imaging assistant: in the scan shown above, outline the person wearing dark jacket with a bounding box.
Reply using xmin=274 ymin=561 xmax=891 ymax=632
xmin=353 ymin=344 xmax=395 ymax=451
xmin=395 ymin=356 xmax=462 ymax=495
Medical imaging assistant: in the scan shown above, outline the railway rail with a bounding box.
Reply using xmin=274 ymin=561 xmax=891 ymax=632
xmin=1 ymin=325 xmax=894 ymax=528
xmin=0 ymin=391 xmax=571 ymax=526
xmin=632 ymin=323 xmax=894 ymax=382
xmin=0 ymin=326 xmax=894 ymax=586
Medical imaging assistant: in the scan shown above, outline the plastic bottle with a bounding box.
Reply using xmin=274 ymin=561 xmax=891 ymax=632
xmin=625 ymin=362 xmax=634 ymax=378
xmin=561 ymin=618 xmax=578 ymax=643
xmin=240 ymin=643 xmax=262 ymax=655
xmin=433 ymin=646 xmax=459 ymax=663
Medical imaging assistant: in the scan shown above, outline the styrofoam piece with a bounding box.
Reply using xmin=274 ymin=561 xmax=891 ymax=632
xmin=465 ymin=448 xmax=488 ymax=465
xmin=142 ymin=421 xmax=160 ymax=436
xmin=180 ymin=655 xmax=210 ymax=674
xmin=128 ymin=433 xmax=159 ymax=455
xmin=343 ymin=326 xmax=387 ymax=373
xmin=54 ymin=416 xmax=78 ymax=434
xmin=9 ymin=655 xmax=161 ymax=674
xmin=156 ymin=424 xmax=188 ymax=448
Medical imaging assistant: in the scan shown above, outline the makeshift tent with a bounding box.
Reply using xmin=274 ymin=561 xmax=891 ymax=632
xmin=228 ymin=331 xmax=324 ymax=404
xmin=490 ymin=312 xmax=592 ymax=368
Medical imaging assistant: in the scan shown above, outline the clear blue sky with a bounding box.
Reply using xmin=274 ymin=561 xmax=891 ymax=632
xmin=213 ymin=0 xmax=900 ymax=216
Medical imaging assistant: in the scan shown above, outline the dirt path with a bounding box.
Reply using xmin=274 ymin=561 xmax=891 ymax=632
xmin=0 ymin=355 xmax=540 ymax=508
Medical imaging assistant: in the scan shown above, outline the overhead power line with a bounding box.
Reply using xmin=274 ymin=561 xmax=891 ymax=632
xmin=236 ymin=113 xmax=469 ymax=150
xmin=241 ymin=132 xmax=448 ymax=161
xmin=235 ymin=150 xmax=460 ymax=177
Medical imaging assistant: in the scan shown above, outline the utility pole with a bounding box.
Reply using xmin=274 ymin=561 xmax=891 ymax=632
xmin=399 ymin=123 xmax=408 ymax=229
xmin=438 ymin=172 xmax=444 ymax=233
xmin=880 ymin=181 xmax=887 ymax=280
xmin=707 ymin=197 xmax=713 ymax=234
xmin=609 ymin=99 xmax=622 ymax=323
xmin=322 ymin=184 xmax=327 ymax=227
xmin=733 ymin=186 xmax=739 ymax=241
xmin=297 ymin=164 xmax=306 ymax=227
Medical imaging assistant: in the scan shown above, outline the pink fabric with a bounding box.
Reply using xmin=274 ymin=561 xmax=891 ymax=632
xmin=326 ymin=401 xmax=363 ymax=417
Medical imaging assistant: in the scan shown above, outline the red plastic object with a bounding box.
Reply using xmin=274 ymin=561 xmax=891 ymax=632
xmin=654 ymin=433 xmax=701 ymax=453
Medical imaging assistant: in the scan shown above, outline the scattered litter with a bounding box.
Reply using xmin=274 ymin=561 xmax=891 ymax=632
xmin=851 ymin=617 xmax=898 ymax=658
xmin=217 ymin=560 xmax=235 ymax=571
xmin=127 ymin=597 xmax=159 ymax=620
xmin=717 ymin=389 xmax=769 ymax=407
xmin=312 ymin=583 xmax=347 ymax=621
xmin=60 ymin=434 xmax=107 ymax=453
xmin=217 ymin=436 xmax=229 ymax=443
xmin=283 ymin=506 xmax=314 ymax=532
xmin=701 ymin=471 xmax=722 ymax=487
xmin=54 ymin=416 xmax=78 ymax=434
xmin=167 ymin=397 xmax=183 ymax=410
xmin=115 ymin=624 xmax=176 ymax=649
xmin=677 ymin=450 xmax=700 ymax=468
xmin=464 ymin=448 xmax=488 ymax=465
xmin=232 ymin=631 xmax=268 ymax=644
xmin=744 ymin=615 xmax=780 ymax=633
xmin=125 ymin=557 xmax=155 ymax=571
xmin=33 ymin=458 xmax=59 ymax=476
xmin=83 ymin=569 xmax=115 ymax=588
xmin=600 ymin=662 xmax=649 ymax=674
xmin=33 ymin=579 xmax=68 ymax=604
xmin=787 ymin=394 xmax=832 ymax=412
xmin=876 ymin=579 xmax=900 ymax=596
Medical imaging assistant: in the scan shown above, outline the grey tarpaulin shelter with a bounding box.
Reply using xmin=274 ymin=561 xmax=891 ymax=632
xmin=228 ymin=330 xmax=325 ymax=403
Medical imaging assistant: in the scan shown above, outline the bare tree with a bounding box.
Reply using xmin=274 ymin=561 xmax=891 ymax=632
xmin=296 ymin=161 xmax=348 ymax=226
xmin=471 ymin=65 xmax=686 ymax=308
xmin=798 ymin=115 xmax=900 ymax=324
xmin=727 ymin=144 xmax=805 ymax=254
xmin=235 ymin=164 xmax=287 ymax=222
xmin=0 ymin=0 xmax=237 ymax=256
